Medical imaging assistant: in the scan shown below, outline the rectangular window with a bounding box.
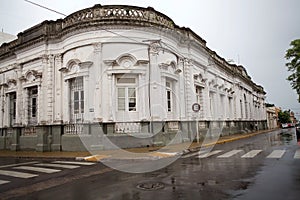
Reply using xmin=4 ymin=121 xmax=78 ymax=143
xmin=117 ymin=88 xmax=126 ymax=111
xmin=70 ymin=77 xmax=84 ymax=122
xmin=28 ymin=86 xmax=38 ymax=125
xmin=31 ymin=97 xmax=37 ymax=117
xmin=195 ymin=86 xmax=202 ymax=104
xmin=128 ymin=88 xmax=136 ymax=111
xmin=166 ymin=81 xmax=172 ymax=112
xmin=116 ymin=75 xmax=137 ymax=112
xmin=209 ymin=92 xmax=215 ymax=118
xmin=9 ymin=92 xmax=16 ymax=126
xmin=228 ymin=97 xmax=233 ymax=118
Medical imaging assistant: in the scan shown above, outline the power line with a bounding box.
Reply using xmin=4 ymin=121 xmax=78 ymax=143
xmin=24 ymin=0 xmax=67 ymax=17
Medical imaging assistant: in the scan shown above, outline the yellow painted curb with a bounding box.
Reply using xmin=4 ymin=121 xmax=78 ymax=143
xmin=84 ymin=154 xmax=111 ymax=162
xmin=201 ymin=131 xmax=268 ymax=148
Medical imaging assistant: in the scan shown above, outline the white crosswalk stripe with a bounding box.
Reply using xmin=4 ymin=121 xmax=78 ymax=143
xmin=198 ymin=150 xmax=223 ymax=158
xmin=52 ymin=161 xmax=95 ymax=166
xmin=0 ymin=170 xmax=38 ymax=178
xmin=183 ymin=149 xmax=300 ymax=159
xmin=241 ymin=150 xmax=262 ymax=158
xmin=13 ymin=166 xmax=61 ymax=174
xmin=0 ymin=180 xmax=10 ymax=185
xmin=294 ymin=149 xmax=300 ymax=159
xmin=217 ymin=150 xmax=243 ymax=158
xmin=267 ymin=150 xmax=286 ymax=158
xmin=34 ymin=163 xmax=80 ymax=169
xmin=181 ymin=150 xmax=207 ymax=158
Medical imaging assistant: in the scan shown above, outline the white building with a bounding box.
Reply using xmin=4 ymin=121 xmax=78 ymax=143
xmin=0 ymin=5 xmax=267 ymax=151
xmin=0 ymin=31 xmax=17 ymax=46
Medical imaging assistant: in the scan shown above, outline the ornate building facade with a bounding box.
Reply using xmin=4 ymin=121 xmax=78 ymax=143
xmin=0 ymin=5 xmax=267 ymax=151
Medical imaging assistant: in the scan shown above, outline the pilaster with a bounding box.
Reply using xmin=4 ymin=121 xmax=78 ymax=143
xmin=47 ymin=55 xmax=55 ymax=123
xmin=54 ymin=54 xmax=63 ymax=123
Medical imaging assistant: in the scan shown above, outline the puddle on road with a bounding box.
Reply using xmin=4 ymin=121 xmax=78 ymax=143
xmin=268 ymin=129 xmax=297 ymax=146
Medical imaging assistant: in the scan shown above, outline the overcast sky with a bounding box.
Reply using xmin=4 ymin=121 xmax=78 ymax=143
xmin=1 ymin=0 xmax=300 ymax=115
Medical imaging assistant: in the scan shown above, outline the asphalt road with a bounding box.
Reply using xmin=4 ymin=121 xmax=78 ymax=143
xmin=0 ymin=128 xmax=299 ymax=200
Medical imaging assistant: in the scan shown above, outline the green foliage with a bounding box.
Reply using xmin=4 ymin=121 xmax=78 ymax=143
xmin=278 ymin=110 xmax=291 ymax=124
xmin=285 ymin=39 xmax=300 ymax=102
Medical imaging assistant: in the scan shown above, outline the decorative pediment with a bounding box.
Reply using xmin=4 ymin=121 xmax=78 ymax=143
xmin=20 ymin=70 xmax=42 ymax=82
xmin=159 ymin=61 xmax=181 ymax=74
xmin=194 ymin=73 xmax=207 ymax=83
xmin=209 ymin=79 xmax=218 ymax=88
xmin=104 ymin=54 xmax=149 ymax=68
xmin=60 ymin=60 xmax=93 ymax=74
xmin=7 ymin=79 xmax=17 ymax=88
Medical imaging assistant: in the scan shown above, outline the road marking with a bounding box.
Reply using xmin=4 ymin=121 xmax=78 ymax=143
xmin=34 ymin=163 xmax=80 ymax=169
xmin=294 ymin=149 xmax=300 ymax=159
xmin=217 ymin=150 xmax=243 ymax=158
xmin=267 ymin=150 xmax=285 ymax=158
xmin=0 ymin=161 xmax=39 ymax=169
xmin=13 ymin=166 xmax=61 ymax=174
xmin=198 ymin=150 xmax=223 ymax=158
xmin=52 ymin=161 xmax=95 ymax=166
xmin=241 ymin=150 xmax=262 ymax=158
xmin=0 ymin=170 xmax=38 ymax=178
xmin=181 ymin=150 xmax=207 ymax=158
xmin=0 ymin=180 xmax=10 ymax=185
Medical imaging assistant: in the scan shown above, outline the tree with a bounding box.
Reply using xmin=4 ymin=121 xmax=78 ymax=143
xmin=285 ymin=39 xmax=300 ymax=102
xmin=278 ymin=110 xmax=291 ymax=124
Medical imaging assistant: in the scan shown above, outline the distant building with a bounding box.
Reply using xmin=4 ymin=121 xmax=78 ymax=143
xmin=290 ymin=111 xmax=297 ymax=124
xmin=0 ymin=5 xmax=267 ymax=151
xmin=266 ymin=106 xmax=277 ymax=129
xmin=0 ymin=31 xmax=16 ymax=45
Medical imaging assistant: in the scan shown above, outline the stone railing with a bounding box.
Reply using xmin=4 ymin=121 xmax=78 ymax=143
xmin=64 ymin=123 xmax=84 ymax=135
xmin=0 ymin=4 xmax=175 ymax=59
xmin=115 ymin=122 xmax=141 ymax=134
xmin=62 ymin=4 xmax=175 ymax=30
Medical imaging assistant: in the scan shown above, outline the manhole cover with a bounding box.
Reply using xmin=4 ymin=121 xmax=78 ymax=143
xmin=136 ymin=182 xmax=165 ymax=191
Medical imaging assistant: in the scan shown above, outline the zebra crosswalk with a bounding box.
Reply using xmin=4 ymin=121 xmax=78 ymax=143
xmin=182 ymin=148 xmax=300 ymax=160
xmin=241 ymin=150 xmax=262 ymax=158
xmin=217 ymin=150 xmax=243 ymax=158
xmin=294 ymin=149 xmax=300 ymax=159
xmin=266 ymin=150 xmax=286 ymax=158
xmin=0 ymin=161 xmax=95 ymax=185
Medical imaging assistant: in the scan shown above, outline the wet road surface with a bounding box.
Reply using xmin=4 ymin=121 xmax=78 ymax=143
xmin=1 ymin=128 xmax=300 ymax=200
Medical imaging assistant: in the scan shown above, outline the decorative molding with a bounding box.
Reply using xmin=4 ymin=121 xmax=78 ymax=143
xmin=79 ymin=61 xmax=93 ymax=69
xmin=58 ymin=67 xmax=69 ymax=73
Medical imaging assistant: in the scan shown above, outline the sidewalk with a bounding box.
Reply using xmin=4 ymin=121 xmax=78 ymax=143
xmin=0 ymin=129 xmax=278 ymax=161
